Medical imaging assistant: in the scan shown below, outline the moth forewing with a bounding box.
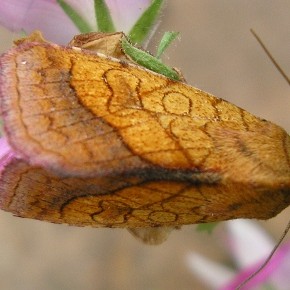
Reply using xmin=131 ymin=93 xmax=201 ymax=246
xmin=0 ymin=33 xmax=289 ymax=245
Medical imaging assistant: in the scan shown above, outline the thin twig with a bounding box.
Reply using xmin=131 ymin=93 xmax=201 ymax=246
xmin=236 ymin=28 xmax=290 ymax=290
xmin=236 ymin=220 xmax=290 ymax=289
xmin=250 ymin=29 xmax=290 ymax=85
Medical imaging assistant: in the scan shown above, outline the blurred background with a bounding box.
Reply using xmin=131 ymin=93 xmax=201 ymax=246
xmin=0 ymin=1 xmax=289 ymax=289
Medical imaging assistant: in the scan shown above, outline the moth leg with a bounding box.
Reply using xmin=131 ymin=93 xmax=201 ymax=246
xmin=127 ymin=227 xmax=177 ymax=245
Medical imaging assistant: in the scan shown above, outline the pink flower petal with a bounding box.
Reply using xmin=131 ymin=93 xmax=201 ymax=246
xmin=0 ymin=0 xmax=79 ymax=43
xmin=221 ymin=242 xmax=290 ymax=290
xmin=225 ymin=220 xmax=274 ymax=269
xmin=0 ymin=0 xmax=152 ymax=43
xmin=270 ymin=245 xmax=290 ymax=290
xmin=186 ymin=252 xmax=235 ymax=289
xmin=0 ymin=137 xmax=16 ymax=172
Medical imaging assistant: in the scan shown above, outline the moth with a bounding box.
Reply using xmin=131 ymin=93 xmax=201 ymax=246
xmin=0 ymin=31 xmax=289 ymax=244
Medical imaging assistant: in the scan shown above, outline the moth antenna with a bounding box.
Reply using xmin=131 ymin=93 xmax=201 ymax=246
xmin=250 ymin=28 xmax=290 ymax=85
xmin=236 ymin=219 xmax=290 ymax=289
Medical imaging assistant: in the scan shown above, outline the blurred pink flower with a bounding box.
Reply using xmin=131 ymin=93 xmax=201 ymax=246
xmin=187 ymin=220 xmax=290 ymax=290
xmin=0 ymin=0 xmax=151 ymax=43
xmin=0 ymin=137 xmax=16 ymax=172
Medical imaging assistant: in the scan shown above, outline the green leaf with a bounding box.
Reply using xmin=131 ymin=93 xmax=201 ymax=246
xmin=121 ymin=37 xmax=180 ymax=81
xmin=156 ymin=31 xmax=179 ymax=58
xmin=196 ymin=223 xmax=218 ymax=234
xmin=129 ymin=0 xmax=164 ymax=45
xmin=94 ymin=0 xmax=116 ymax=32
xmin=262 ymin=283 xmax=276 ymax=290
xmin=57 ymin=0 xmax=92 ymax=33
